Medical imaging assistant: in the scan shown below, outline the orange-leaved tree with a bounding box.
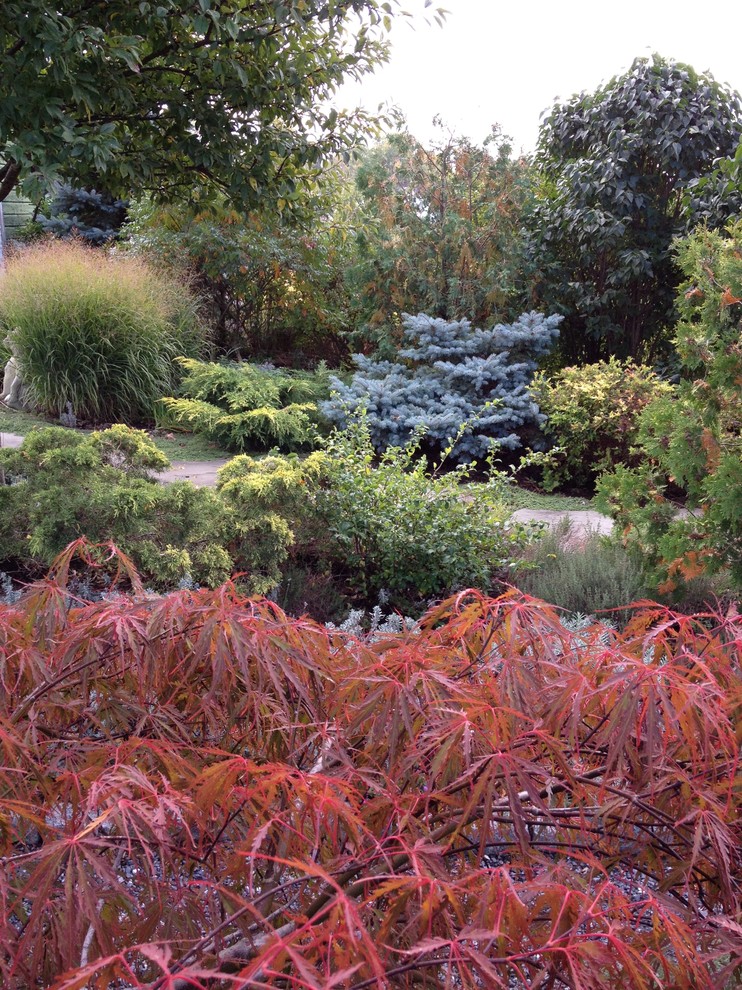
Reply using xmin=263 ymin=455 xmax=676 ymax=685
xmin=1 ymin=540 xmax=741 ymax=989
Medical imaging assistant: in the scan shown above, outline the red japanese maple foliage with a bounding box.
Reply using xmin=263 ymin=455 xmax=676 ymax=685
xmin=1 ymin=540 xmax=742 ymax=989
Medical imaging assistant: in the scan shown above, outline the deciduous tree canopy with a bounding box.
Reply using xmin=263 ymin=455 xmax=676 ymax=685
xmin=0 ymin=0 xmax=398 ymax=208
xmin=348 ymin=125 xmax=531 ymax=351
xmin=525 ymin=54 xmax=742 ymax=364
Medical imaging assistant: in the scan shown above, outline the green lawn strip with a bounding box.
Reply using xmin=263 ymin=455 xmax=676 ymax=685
xmin=145 ymin=429 xmax=233 ymax=461
xmin=462 ymin=479 xmax=595 ymax=514
xmin=502 ymin=486 xmax=595 ymax=512
xmin=0 ymin=407 xmax=233 ymax=462
xmin=0 ymin=406 xmax=54 ymax=435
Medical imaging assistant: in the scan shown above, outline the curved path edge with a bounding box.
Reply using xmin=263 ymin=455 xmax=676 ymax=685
xmin=2 ymin=431 xmax=615 ymax=535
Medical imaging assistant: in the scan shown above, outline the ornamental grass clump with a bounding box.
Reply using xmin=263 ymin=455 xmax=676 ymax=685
xmin=0 ymin=240 xmax=204 ymax=422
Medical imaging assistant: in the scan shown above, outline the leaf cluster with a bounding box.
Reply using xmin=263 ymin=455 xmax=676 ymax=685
xmin=1 ymin=550 xmax=742 ymax=988
xmin=0 ymin=0 xmax=399 ymax=209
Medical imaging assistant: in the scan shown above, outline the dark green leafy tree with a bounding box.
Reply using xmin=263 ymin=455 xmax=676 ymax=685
xmin=0 ymin=0 xmax=416 ymax=209
xmin=525 ymin=55 xmax=742 ymax=364
xmin=347 ymin=123 xmax=532 ymax=353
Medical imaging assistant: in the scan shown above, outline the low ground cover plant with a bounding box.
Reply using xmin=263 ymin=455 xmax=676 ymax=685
xmin=530 ymin=358 xmax=674 ymax=491
xmin=159 ymin=357 xmax=331 ymax=452
xmin=515 ymin=522 xmax=649 ymax=623
xmin=1 ymin=547 xmax=741 ymax=988
xmin=0 ymin=426 xmax=234 ymax=588
xmin=0 ymin=241 xmax=204 ymax=423
xmin=0 ymin=426 xmax=326 ymax=594
xmin=323 ymin=310 xmax=562 ymax=461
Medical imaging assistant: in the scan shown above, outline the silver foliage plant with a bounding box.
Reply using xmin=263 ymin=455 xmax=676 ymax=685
xmin=322 ymin=311 xmax=562 ymax=460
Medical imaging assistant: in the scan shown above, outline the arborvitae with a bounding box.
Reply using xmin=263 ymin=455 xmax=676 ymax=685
xmin=323 ymin=311 xmax=561 ymax=460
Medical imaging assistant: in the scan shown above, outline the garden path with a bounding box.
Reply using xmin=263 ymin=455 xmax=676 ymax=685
xmin=1 ymin=430 xmax=616 ymax=535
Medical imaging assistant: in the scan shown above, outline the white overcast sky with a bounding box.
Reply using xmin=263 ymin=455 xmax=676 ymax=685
xmin=333 ymin=0 xmax=742 ymax=153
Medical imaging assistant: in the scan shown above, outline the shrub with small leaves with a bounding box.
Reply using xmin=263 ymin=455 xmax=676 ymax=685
xmin=160 ymin=357 xmax=331 ymax=452
xmin=216 ymin=451 xmax=327 ymax=595
xmin=323 ymin=310 xmax=561 ymax=461
xmin=0 ymin=426 xmax=234 ymax=588
xmin=314 ymin=419 xmax=534 ymax=610
xmin=530 ymin=358 xmax=674 ymax=491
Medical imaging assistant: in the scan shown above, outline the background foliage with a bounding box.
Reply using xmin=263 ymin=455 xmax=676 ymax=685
xmin=0 ymin=0 xmax=403 ymax=208
xmin=128 ymin=196 xmax=354 ymax=361
xmin=39 ymin=185 xmax=129 ymax=245
xmin=525 ymin=54 xmax=742 ymax=364
xmin=346 ymin=125 xmax=532 ymax=354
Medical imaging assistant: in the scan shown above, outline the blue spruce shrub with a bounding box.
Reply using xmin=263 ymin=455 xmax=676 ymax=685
xmin=323 ymin=311 xmax=561 ymax=459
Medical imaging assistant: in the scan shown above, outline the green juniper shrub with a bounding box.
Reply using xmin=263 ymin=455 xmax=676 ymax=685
xmin=159 ymin=358 xmax=331 ymax=453
xmin=0 ymin=426 xmax=233 ymax=588
xmin=0 ymin=241 xmax=205 ymax=423
xmin=530 ymin=358 xmax=674 ymax=491
xmin=0 ymin=426 xmax=324 ymax=595
xmin=312 ymin=419 xmax=535 ymax=612
xmin=596 ymin=221 xmax=742 ymax=598
xmin=515 ymin=522 xmax=649 ymax=625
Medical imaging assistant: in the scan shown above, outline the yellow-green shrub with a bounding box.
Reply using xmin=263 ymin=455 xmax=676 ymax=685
xmin=530 ymin=359 xmax=674 ymax=490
